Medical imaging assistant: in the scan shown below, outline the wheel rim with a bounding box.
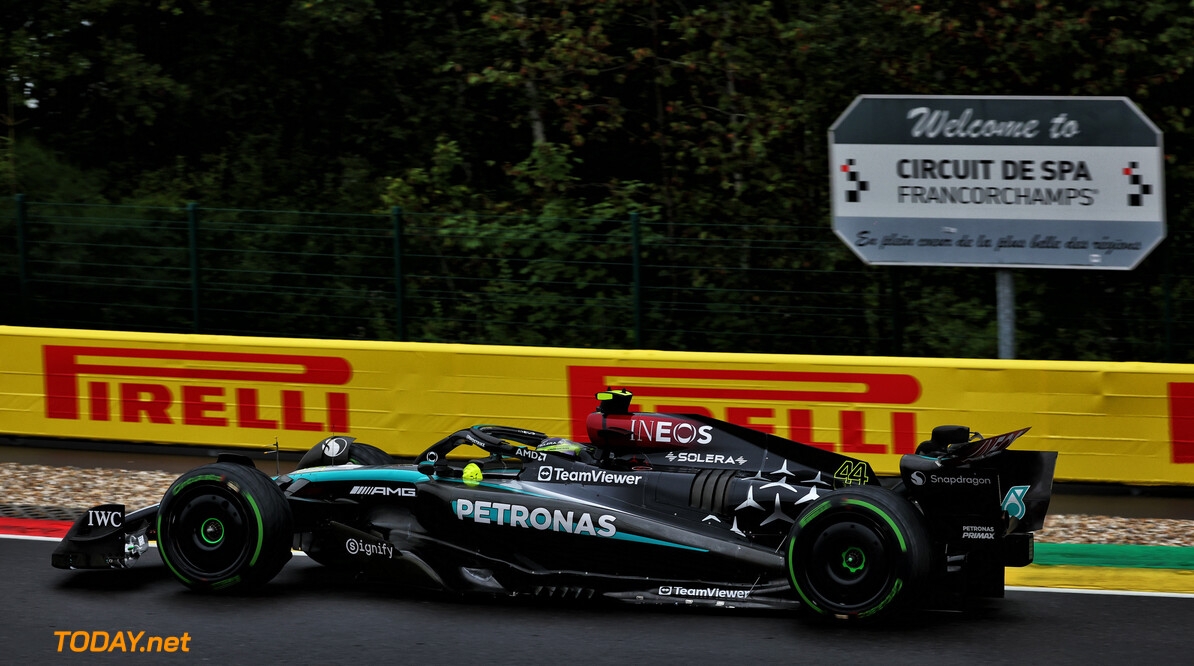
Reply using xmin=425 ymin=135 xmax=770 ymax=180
xmin=165 ymin=485 xmax=252 ymax=579
xmin=798 ymin=515 xmax=895 ymax=612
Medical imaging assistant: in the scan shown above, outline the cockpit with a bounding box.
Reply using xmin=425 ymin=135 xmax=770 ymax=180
xmin=414 ymin=425 xmax=601 ymax=481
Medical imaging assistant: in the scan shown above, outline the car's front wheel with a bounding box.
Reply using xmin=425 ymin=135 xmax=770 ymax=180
xmin=784 ymin=484 xmax=929 ymax=620
xmin=157 ymin=462 xmax=292 ymax=592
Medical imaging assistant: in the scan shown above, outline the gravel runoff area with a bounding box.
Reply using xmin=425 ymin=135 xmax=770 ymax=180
xmin=1 ymin=461 xmax=1192 ymax=548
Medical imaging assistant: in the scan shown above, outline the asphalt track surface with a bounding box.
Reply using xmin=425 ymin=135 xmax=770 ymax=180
xmin=4 ymin=537 xmax=1192 ymax=664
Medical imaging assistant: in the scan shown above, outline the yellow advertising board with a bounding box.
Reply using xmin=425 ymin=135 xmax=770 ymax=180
xmin=2 ymin=325 xmax=1194 ymax=485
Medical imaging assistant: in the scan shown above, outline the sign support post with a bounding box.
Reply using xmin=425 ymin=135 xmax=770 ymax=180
xmin=996 ymin=269 xmax=1015 ymax=359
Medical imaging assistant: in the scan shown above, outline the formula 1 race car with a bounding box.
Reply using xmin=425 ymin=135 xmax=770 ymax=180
xmin=52 ymin=389 xmax=1056 ymax=620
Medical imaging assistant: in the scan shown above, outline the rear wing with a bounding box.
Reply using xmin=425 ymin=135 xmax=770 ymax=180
xmin=915 ymin=425 xmax=1031 ymax=465
xmin=901 ymin=427 xmax=1057 ymax=533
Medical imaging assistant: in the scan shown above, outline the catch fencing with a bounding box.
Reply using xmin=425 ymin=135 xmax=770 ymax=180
xmin=2 ymin=196 xmax=1191 ymax=361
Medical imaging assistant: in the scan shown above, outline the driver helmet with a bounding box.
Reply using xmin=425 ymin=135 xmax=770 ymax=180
xmin=537 ymin=437 xmax=588 ymax=456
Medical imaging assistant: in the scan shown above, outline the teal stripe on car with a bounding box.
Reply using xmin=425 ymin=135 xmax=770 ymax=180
xmin=285 ymin=468 xmax=429 ymax=483
xmin=610 ymin=532 xmax=709 ymax=553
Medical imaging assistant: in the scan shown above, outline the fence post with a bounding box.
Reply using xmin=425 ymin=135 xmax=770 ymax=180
xmin=392 ymin=206 xmax=405 ymax=340
xmin=15 ymin=193 xmax=28 ymax=324
xmin=630 ymin=212 xmax=642 ymax=348
xmin=187 ymin=202 xmax=201 ymax=333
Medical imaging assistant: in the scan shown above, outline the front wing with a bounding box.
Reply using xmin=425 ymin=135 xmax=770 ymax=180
xmin=51 ymin=504 xmax=158 ymax=570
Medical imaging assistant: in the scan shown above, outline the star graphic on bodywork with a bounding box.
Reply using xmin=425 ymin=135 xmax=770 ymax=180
xmin=796 ymin=485 xmax=821 ymax=504
xmin=702 ymin=514 xmax=722 ymax=523
xmin=759 ymin=492 xmax=793 ymax=526
xmin=760 ymin=478 xmax=801 ymax=494
xmin=730 ymin=516 xmax=746 ymax=536
xmin=803 ymin=471 xmax=829 ymax=486
xmin=735 ymin=485 xmax=764 ymax=512
xmin=771 ymin=460 xmax=796 ymax=477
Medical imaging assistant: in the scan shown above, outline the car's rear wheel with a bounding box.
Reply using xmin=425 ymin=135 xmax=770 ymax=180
xmin=157 ymin=462 xmax=292 ymax=592
xmin=785 ymin=485 xmax=929 ymax=620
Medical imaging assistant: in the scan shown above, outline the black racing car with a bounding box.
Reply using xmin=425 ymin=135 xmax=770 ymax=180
xmin=52 ymin=389 xmax=1056 ymax=620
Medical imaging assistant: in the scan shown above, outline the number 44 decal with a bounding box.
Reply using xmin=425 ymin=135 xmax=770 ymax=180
xmin=835 ymin=461 xmax=871 ymax=486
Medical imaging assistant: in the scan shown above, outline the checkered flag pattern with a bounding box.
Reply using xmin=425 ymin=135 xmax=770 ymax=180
xmin=841 ymin=159 xmax=868 ymax=203
xmin=1124 ymin=161 xmax=1152 ymax=207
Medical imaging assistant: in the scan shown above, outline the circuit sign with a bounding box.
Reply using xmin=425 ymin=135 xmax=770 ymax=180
xmin=830 ymin=96 xmax=1165 ymax=269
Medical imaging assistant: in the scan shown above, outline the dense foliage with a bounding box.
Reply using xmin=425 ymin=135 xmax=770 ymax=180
xmin=2 ymin=1 xmax=1192 ymax=359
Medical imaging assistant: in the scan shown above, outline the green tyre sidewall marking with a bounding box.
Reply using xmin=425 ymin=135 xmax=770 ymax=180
xmin=789 ymin=498 xmax=836 ymax=616
xmin=171 ymin=474 xmax=221 ymax=496
xmin=156 ymin=511 xmax=192 ymax=586
xmin=858 ymin=578 xmax=903 ymax=619
xmin=245 ymin=491 xmax=263 ymax=568
xmin=797 ymin=500 xmax=832 ymax=528
xmin=787 ymin=535 xmax=826 ymax=616
xmin=211 ymin=575 xmax=242 ymax=591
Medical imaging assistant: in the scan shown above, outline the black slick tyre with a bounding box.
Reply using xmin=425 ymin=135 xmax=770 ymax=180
xmin=157 ymin=462 xmax=293 ymax=592
xmin=785 ymin=484 xmax=929 ymax=621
